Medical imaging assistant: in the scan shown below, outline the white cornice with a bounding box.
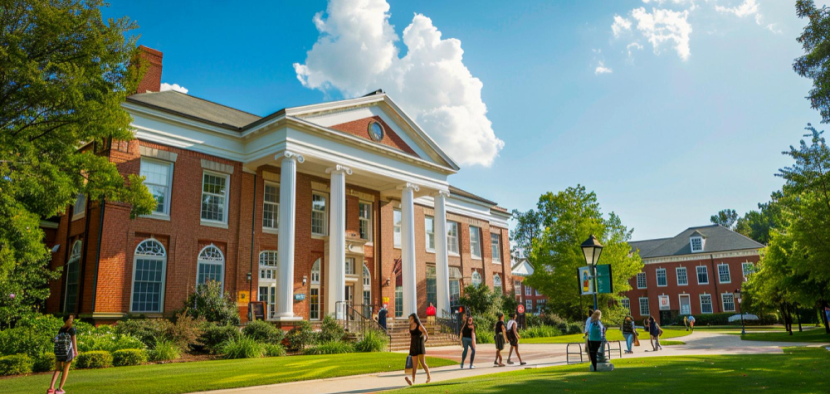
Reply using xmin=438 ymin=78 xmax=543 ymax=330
xmin=642 ymin=249 xmax=760 ymax=265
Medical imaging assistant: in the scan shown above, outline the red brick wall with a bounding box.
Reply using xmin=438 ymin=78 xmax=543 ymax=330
xmin=136 ymin=46 xmax=162 ymax=94
xmin=330 ymin=116 xmax=419 ymax=157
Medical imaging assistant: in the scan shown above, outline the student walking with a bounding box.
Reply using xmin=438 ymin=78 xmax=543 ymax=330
xmin=585 ymin=310 xmax=605 ymax=372
xmin=621 ymin=315 xmax=637 ymax=354
xmin=648 ymin=316 xmax=663 ymax=351
xmin=377 ymin=304 xmax=388 ymax=330
xmin=48 ymin=315 xmax=78 ymax=394
xmin=689 ymin=315 xmax=696 ymax=332
xmin=459 ymin=316 xmax=476 ymax=369
xmin=506 ymin=313 xmax=526 ymax=365
xmin=405 ymin=313 xmax=431 ymax=386
xmin=493 ymin=312 xmax=508 ymax=367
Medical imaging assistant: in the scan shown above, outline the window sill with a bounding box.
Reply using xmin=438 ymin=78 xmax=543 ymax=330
xmin=393 ymin=245 xmax=401 ymax=250
xmin=426 ymin=249 xmax=435 ymax=254
xmin=71 ymin=213 xmax=85 ymax=222
xmin=263 ymin=228 xmax=279 ymax=235
xmin=492 ymin=260 xmax=502 ymax=264
xmin=141 ymin=213 xmax=171 ymax=221
xmin=677 ymin=283 xmax=688 ymax=286
xmin=448 ymin=252 xmax=460 ymax=257
xmin=698 ymin=283 xmax=710 ymax=286
xmin=201 ymin=220 xmax=228 ymax=229
xmin=471 ymin=256 xmax=482 ymax=261
xmin=719 ymin=281 xmax=731 ymax=284
xmin=312 ymin=234 xmax=328 ymax=240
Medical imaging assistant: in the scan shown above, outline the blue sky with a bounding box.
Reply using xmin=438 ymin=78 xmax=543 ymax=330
xmin=105 ymin=0 xmax=820 ymax=240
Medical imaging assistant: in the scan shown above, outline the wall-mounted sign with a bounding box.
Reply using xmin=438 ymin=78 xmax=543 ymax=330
xmin=577 ymin=266 xmax=595 ymax=295
xmin=294 ymin=293 xmax=306 ymax=302
xmin=237 ymin=291 xmax=249 ymax=303
xmin=659 ymin=295 xmax=671 ymax=310
xmin=383 ymin=297 xmax=390 ymax=303
xmin=595 ymin=264 xmax=613 ymax=294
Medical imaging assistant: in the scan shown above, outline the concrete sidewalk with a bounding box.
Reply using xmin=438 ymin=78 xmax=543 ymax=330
xmin=190 ymin=331 xmax=827 ymax=394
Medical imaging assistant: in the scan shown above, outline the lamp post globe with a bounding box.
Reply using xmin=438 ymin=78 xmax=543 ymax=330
xmin=581 ymin=235 xmax=604 ymax=312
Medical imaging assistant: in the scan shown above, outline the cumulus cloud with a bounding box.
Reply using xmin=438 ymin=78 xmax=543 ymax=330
xmin=160 ymin=83 xmax=188 ymax=94
xmin=627 ymin=42 xmax=644 ymax=57
xmin=612 ymin=15 xmax=632 ymax=37
xmin=294 ymin=0 xmax=504 ymax=167
xmin=715 ymin=0 xmax=758 ymax=18
xmin=629 ymin=7 xmax=693 ymax=61
xmin=595 ymin=61 xmax=613 ymax=75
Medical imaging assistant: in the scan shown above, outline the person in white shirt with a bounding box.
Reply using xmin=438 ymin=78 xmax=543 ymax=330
xmin=505 ymin=313 xmax=526 ymax=365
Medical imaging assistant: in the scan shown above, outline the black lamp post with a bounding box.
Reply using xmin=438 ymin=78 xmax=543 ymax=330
xmin=735 ymin=289 xmax=745 ymax=336
xmin=581 ymin=235 xmax=604 ymax=312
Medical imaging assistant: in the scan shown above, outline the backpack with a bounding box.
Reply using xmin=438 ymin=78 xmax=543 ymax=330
xmin=54 ymin=330 xmax=72 ymax=357
xmin=588 ymin=320 xmax=602 ymax=341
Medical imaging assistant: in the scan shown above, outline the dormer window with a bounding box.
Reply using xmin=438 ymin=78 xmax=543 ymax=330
xmin=690 ymin=236 xmax=704 ymax=253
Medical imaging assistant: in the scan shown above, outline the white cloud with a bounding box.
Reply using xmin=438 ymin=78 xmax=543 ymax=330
xmin=766 ymin=23 xmax=782 ymax=34
xmin=629 ymin=7 xmax=693 ymax=61
xmin=160 ymin=83 xmax=188 ymax=94
xmin=595 ymin=61 xmax=613 ymax=75
xmin=627 ymin=42 xmax=644 ymax=57
xmin=715 ymin=0 xmax=758 ymax=18
xmin=294 ymin=0 xmax=503 ymax=167
xmin=612 ymin=15 xmax=632 ymax=37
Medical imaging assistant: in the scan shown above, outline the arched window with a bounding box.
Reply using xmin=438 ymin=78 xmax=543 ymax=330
xmin=309 ymin=258 xmax=321 ymax=320
xmin=471 ymin=271 xmax=482 ymax=287
xmin=449 ymin=267 xmax=462 ymax=305
xmin=131 ymin=239 xmax=167 ymax=313
xmin=258 ymin=251 xmax=278 ymax=320
xmin=493 ymin=274 xmax=503 ymax=294
xmin=197 ymin=245 xmax=225 ymax=290
xmin=63 ymin=240 xmax=83 ymax=313
xmin=362 ymin=263 xmax=371 ymax=317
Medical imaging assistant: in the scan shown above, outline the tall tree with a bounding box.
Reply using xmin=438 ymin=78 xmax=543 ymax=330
xmin=794 ymin=1 xmax=830 ymax=123
xmin=509 ymin=209 xmax=542 ymax=260
xmin=710 ymin=209 xmax=738 ymax=230
xmin=0 ymin=0 xmax=156 ymax=319
xmin=735 ymin=193 xmax=785 ymax=245
xmin=525 ymin=185 xmax=643 ymax=322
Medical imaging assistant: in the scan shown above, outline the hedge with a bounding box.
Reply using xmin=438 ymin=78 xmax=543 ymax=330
xmin=76 ymin=351 xmax=113 ymax=369
xmin=33 ymin=353 xmax=56 ymax=372
xmin=0 ymin=354 xmax=34 ymax=376
xmin=113 ymin=349 xmax=147 ymax=366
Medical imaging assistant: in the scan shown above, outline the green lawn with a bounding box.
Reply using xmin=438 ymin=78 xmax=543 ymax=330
xmin=391 ymin=347 xmax=830 ymax=394
xmin=0 ymin=353 xmax=456 ymax=394
xmin=523 ymin=328 xmax=691 ymax=344
xmin=665 ymin=325 xmax=786 ymax=332
xmin=739 ymin=329 xmax=830 ymax=343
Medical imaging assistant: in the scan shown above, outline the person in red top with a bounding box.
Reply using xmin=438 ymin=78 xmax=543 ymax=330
xmin=426 ymin=303 xmax=436 ymax=324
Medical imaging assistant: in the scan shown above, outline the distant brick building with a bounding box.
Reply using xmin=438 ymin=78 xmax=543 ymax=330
xmin=511 ymin=258 xmax=547 ymax=315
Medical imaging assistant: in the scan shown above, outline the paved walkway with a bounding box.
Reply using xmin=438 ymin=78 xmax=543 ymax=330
xmin=191 ymin=331 xmax=827 ymax=394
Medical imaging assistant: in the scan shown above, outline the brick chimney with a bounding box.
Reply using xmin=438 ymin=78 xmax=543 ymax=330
xmin=135 ymin=45 xmax=163 ymax=94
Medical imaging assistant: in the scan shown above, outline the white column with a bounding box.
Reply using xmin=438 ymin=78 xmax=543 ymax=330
xmin=399 ymin=183 xmax=420 ymax=317
xmin=276 ymin=151 xmax=303 ymax=320
xmin=433 ymin=190 xmax=451 ymax=317
xmin=326 ymin=165 xmax=352 ymax=319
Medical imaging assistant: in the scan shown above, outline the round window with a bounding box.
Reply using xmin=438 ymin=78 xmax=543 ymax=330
xmin=368 ymin=121 xmax=384 ymax=142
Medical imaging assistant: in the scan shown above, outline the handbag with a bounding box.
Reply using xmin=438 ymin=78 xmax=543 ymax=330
xmin=405 ymin=355 xmax=414 ymax=375
xmin=634 ymin=336 xmax=641 ymax=347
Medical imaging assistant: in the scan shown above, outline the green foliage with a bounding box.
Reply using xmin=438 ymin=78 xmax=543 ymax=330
xmin=303 ymin=340 xmax=354 ymax=355
xmin=458 ymin=284 xmax=499 ymax=315
xmin=286 ymin=320 xmax=315 ymax=351
xmin=0 ymin=354 xmax=33 ymax=376
xmin=318 ymin=315 xmax=346 ymax=342
xmin=149 ymin=339 xmax=180 ymax=362
xmin=167 ymin=310 xmax=204 ymax=351
xmin=736 ymin=194 xmax=785 ymax=245
xmin=263 ymin=343 xmax=286 ymax=357
xmin=0 ymin=0 xmax=157 ymax=324
xmin=77 ymin=333 xmax=145 ymax=353
xmin=354 ymin=330 xmax=389 ymax=352
xmin=710 ymin=209 xmax=738 ymax=230
xmin=76 ymin=351 xmax=113 ymax=369
xmin=114 ymin=318 xmax=173 ymax=349
xmin=795 ymin=1 xmax=830 ymax=123
xmin=510 ymin=209 xmax=543 ymax=259
xmin=32 ymin=352 xmax=55 ymax=372
xmin=471 ymin=314 xmax=497 ymax=343
xmin=182 ymin=281 xmax=240 ymax=325
xmin=526 ymin=185 xmax=643 ymax=321
xmin=521 ymin=325 xmax=562 ymax=338
xmin=242 ymin=320 xmax=284 ymax=344
xmin=500 ymin=293 xmax=519 ymax=317
xmin=112 ymin=349 xmax=147 ymax=367
xmin=0 ymin=314 xmax=63 ymax=357
xmin=218 ymin=336 xmax=265 ymax=359
xmin=200 ymin=324 xmax=240 ymax=354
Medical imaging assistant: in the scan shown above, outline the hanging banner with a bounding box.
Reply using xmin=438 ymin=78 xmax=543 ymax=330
xmin=577 ymin=266 xmax=595 ymax=295
xmin=659 ymin=295 xmax=671 ymax=310
xmin=595 ymin=264 xmax=613 ymax=294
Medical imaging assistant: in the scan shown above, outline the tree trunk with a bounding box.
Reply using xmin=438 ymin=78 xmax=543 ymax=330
xmin=796 ymin=307 xmax=803 ymax=332
xmin=782 ymin=304 xmax=793 ymax=335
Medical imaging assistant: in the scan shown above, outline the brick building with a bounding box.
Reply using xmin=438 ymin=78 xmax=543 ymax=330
xmin=43 ymin=46 xmax=512 ymax=325
xmin=511 ymin=259 xmax=547 ymax=315
xmin=625 ymin=225 xmax=763 ymax=325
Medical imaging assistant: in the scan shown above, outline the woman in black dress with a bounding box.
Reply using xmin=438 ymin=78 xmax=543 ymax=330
xmin=405 ymin=313 xmax=431 ymax=386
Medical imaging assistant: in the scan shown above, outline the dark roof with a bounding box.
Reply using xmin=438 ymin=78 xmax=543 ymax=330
xmin=449 ymin=185 xmax=498 ymax=206
xmin=630 ymin=225 xmax=764 ymax=259
xmin=127 ymin=91 xmax=261 ymax=130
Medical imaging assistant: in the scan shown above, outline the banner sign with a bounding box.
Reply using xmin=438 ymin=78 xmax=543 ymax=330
xmin=577 ymin=266 xmax=595 ymax=295
xmin=659 ymin=295 xmax=671 ymax=310
xmin=595 ymin=264 xmax=613 ymax=294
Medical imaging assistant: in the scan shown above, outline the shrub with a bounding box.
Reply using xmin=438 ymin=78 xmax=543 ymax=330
xmin=458 ymin=285 xmax=499 ymax=315
xmin=0 ymin=354 xmax=33 ymax=376
xmin=542 ymin=314 xmax=568 ymax=327
xmin=112 ymin=349 xmax=147 ymax=367
xmin=114 ymin=318 xmax=173 ymax=349
xmin=354 ymin=330 xmax=388 ymax=353
xmin=242 ymin=320 xmax=284 ymax=344
xmin=521 ymin=325 xmax=562 ymax=338
xmin=670 ymin=312 xmax=734 ymax=326
xmin=76 ymin=351 xmax=113 ymax=369
xmin=318 ymin=315 xmax=346 ymax=342
xmin=286 ymin=320 xmax=315 ymax=351
xmin=0 ymin=315 xmax=64 ymax=357
xmin=33 ymin=352 xmax=56 ymax=372
xmin=200 ymin=324 xmax=241 ymax=353
xmin=219 ymin=336 xmax=265 ymax=359
xmin=263 ymin=343 xmax=286 ymax=357
xmin=168 ymin=310 xmax=204 ymax=351
xmin=303 ymin=340 xmax=354 ymax=355
xmin=565 ymin=322 xmax=583 ymax=335
xmin=149 ymin=339 xmax=180 ymax=362
xmin=77 ymin=332 xmax=146 ymax=353
xmin=471 ymin=314 xmax=497 ymax=344
xmin=182 ymin=281 xmax=240 ymax=325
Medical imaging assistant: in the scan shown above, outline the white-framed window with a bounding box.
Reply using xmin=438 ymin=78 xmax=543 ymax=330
xmin=656 ymin=268 xmax=667 ymax=287
xmin=311 ymin=193 xmax=327 ymax=236
xmin=535 ymin=289 xmax=541 ymax=296
xmin=525 ymin=285 xmax=532 ymax=296
xmin=537 ymin=299 xmax=546 ymax=314
xmin=200 ymin=171 xmax=229 ymax=224
xmin=310 ymin=259 xmax=321 ymax=320
xmin=259 ymin=251 xmax=278 ymax=280
xmin=493 ymin=274 xmax=502 ymax=294
xmin=742 ymin=262 xmax=754 ymax=278
xmin=718 ymin=263 xmax=731 ymax=283
xmin=690 ymin=236 xmax=704 ymax=253
xmin=491 ymin=233 xmax=501 ymax=263
xmin=697 ymin=266 xmax=709 ymax=285
xmin=621 ymin=298 xmax=631 ymax=312
xmin=258 ymin=251 xmax=278 ymax=320
xmin=359 ymin=202 xmax=372 ymax=241
xmin=676 ymin=267 xmax=688 ymax=286
xmin=639 ymin=297 xmax=650 ymax=316
xmin=140 ymin=158 xmax=174 ymax=217
xmin=471 ymin=271 xmax=482 ymax=287
xmin=393 ymin=209 xmax=402 ymax=248
xmin=470 ymin=226 xmax=482 ymax=259
xmin=363 ymin=263 xmax=371 ymax=311
xmin=722 ymin=293 xmax=736 ymax=312
xmin=345 ymin=257 xmax=355 ymax=275
xmin=197 ymin=245 xmax=225 ymax=290
xmin=262 ymin=182 xmax=279 ymax=231
xmin=526 ymin=299 xmax=533 ymax=312
xmin=72 ymin=193 xmax=86 ymax=221
xmin=425 ymin=216 xmax=435 ymax=252
xmin=63 ymin=240 xmax=83 ymax=313
xmin=450 ymin=267 xmax=462 ymax=305
xmin=700 ymin=294 xmax=713 ymax=314
xmin=636 ymin=272 xmax=647 ymax=289
xmin=130 ymin=239 xmax=167 ymax=313
xmin=447 ymin=221 xmax=459 ymax=255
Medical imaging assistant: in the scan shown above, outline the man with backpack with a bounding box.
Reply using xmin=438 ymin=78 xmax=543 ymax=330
xmin=48 ymin=315 xmax=78 ymax=394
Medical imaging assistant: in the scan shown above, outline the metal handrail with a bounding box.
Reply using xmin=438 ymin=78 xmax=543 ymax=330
xmin=335 ymin=301 xmax=392 ymax=352
xmin=566 ymin=343 xmax=584 ymax=364
xmin=436 ymin=308 xmax=461 ymax=341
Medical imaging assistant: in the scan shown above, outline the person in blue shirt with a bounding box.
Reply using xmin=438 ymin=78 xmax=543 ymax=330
xmin=585 ymin=310 xmax=605 ymax=371
xmin=689 ymin=315 xmax=696 ymax=332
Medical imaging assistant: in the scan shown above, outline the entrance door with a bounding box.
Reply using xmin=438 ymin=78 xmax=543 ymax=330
xmin=258 ymin=286 xmax=276 ymax=320
xmin=345 ymin=284 xmax=355 ymax=320
xmin=659 ymin=311 xmax=673 ymax=326
xmin=679 ymin=295 xmax=691 ymax=315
